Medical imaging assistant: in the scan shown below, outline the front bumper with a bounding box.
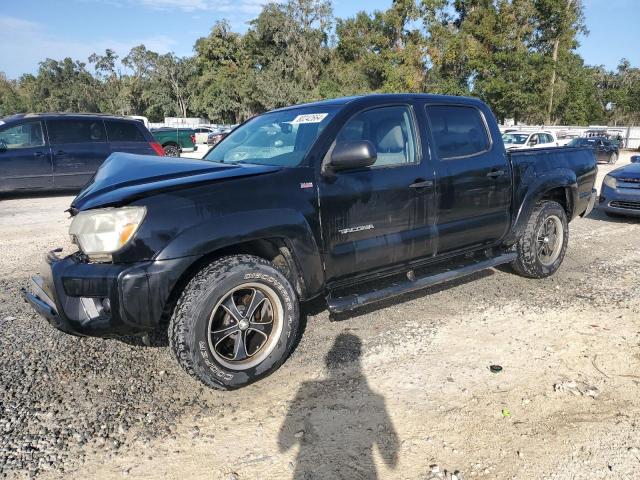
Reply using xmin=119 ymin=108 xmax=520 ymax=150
xmin=23 ymin=250 xmax=195 ymax=337
xmin=599 ymin=184 xmax=640 ymax=218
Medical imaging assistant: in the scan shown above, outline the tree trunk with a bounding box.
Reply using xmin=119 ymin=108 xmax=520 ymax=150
xmin=546 ymin=0 xmax=573 ymax=124
xmin=546 ymin=39 xmax=559 ymax=125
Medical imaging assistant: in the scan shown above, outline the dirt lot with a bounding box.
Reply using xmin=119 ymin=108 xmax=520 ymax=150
xmin=1 ymin=153 xmax=639 ymax=479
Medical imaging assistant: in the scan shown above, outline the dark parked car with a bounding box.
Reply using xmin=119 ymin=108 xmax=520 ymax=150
xmin=0 ymin=113 xmax=163 ymax=193
xmin=599 ymin=155 xmax=640 ymax=217
xmin=567 ymin=136 xmax=619 ymax=164
xmin=207 ymin=130 xmax=230 ymax=147
xmin=24 ymin=94 xmax=597 ymax=390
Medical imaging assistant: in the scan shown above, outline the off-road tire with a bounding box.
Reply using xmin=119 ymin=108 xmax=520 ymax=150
xmin=169 ymin=255 xmax=299 ymax=390
xmin=163 ymin=143 xmax=180 ymax=157
xmin=511 ymin=201 xmax=569 ymax=279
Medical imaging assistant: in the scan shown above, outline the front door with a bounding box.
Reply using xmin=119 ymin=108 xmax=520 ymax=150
xmin=0 ymin=120 xmax=53 ymax=192
xmin=318 ymin=104 xmax=436 ymax=283
xmin=47 ymin=118 xmax=110 ymax=189
xmin=423 ymin=103 xmax=512 ymax=254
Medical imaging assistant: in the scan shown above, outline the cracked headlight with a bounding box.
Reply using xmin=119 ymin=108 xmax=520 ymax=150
xmin=603 ymin=175 xmax=617 ymax=189
xmin=69 ymin=207 xmax=146 ymax=261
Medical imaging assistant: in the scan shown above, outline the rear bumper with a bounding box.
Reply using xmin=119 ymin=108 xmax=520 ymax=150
xmin=599 ymin=185 xmax=640 ymax=217
xmin=23 ymin=250 xmax=195 ymax=337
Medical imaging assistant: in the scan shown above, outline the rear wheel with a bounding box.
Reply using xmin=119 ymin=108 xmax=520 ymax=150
xmin=511 ymin=201 xmax=568 ymax=279
xmin=163 ymin=144 xmax=180 ymax=157
xmin=609 ymin=152 xmax=618 ymax=164
xmin=169 ymin=255 xmax=299 ymax=390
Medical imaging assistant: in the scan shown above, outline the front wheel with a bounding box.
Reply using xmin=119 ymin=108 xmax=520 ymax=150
xmin=169 ymin=255 xmax=299 ymax=390
xmin=511 ymin=201 xmax=569 ymax=279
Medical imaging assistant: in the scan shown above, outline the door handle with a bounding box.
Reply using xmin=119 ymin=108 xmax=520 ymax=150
xmin=486 ymin=169 xmax=505 ymax=179
xmin=409 ymin=179 xmax=434 ymax=189
xmin=56 ymin=150 xmax=67 ymax=156
xmin=33 ymin=151 xmax=46 ymax=157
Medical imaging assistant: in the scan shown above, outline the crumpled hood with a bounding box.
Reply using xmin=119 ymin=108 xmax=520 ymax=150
xmin=71 ymin=152 xmax=281 ymax=211
xmin=610 ymin=162 xmax=640 ymax=179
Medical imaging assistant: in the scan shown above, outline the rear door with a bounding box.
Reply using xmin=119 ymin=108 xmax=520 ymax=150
xmin=105 ymin=120 xmax=155 ymax=155
xmin=424 ymin=103 xmax=512 ymax=254
xmin=0 ymin=120 xmax=52 ymax=192
xmin=319 ymin=104 xmax=437 ymax=282
xmin=47 ymin=118 xmax=110 ymax=189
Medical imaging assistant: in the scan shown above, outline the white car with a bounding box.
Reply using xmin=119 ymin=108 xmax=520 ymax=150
xmin=502 ymin=131 xmax=558 ymax=150
xmin=193 ymin=126 xmax=215 ymax=144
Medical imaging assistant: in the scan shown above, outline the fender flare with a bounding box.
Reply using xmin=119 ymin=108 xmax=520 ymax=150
xmin=155 ymin=208 xmax=325 ymax=297
xmin=506 ymin=169 xmax=578 ymax=245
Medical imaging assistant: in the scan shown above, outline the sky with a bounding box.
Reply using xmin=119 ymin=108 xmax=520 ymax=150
xmin=0 ymin=0 xmax=638 ymax=80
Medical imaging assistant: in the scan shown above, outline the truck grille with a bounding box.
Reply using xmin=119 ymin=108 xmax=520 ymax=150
xmin=610 ymin=200 xmax=640 ymax=210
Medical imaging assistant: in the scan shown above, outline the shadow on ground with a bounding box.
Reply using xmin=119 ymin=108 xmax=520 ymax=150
xmin=279 ymin=333 xmax=399 ymax=479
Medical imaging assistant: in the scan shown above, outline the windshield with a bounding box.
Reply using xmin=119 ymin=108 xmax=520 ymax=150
xmin=204 ymin=106 xmax=338 ymax=167
xmin=502 ymin=133 xmax=528 ymax=145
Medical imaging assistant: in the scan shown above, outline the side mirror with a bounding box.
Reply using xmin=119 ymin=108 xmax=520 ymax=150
xmin=631 ymin=155 xmax=640 ymax=163
xmin=0 ymin=140 xmax=7 ymax=153
xmin=326 ymin=140 xmax=377 ymax=173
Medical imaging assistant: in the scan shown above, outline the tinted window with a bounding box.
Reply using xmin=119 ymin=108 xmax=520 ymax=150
xmin=337 ymin=105 xmax=418 ymax=167
xmin=426 ymin=105 xmax=490 ymax=159
xmin=105 ymin=121 xmax=145 ymax=142
xmin=0 ymin=122 xmax=45 ymax=149
xmin=48 ymin=119 xmax=106 ymax=144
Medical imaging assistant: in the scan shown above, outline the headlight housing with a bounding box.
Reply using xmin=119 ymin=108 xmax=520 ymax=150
xmin=69 ymin=206 xmax=146 ymax=261
xmin=603 ymin=174 xmax=617 ymax=189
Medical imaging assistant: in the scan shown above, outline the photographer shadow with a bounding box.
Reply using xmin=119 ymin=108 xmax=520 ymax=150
xmin=278 ymin=333 xmax=398 ymax=479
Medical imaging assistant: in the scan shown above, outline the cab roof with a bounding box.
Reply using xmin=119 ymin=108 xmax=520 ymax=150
xmin=0 ymin=112 xmax=137 ymax=125
xmin=272 ymin=93 xmax=487 ymax=112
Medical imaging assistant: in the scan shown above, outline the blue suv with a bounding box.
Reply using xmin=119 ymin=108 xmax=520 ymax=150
xmin=0 ymin=113 xmax=164 ymax=193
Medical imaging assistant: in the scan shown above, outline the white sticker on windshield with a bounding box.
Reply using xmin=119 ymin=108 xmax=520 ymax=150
xmin=291 ymin=113 xmax=328 ymax=124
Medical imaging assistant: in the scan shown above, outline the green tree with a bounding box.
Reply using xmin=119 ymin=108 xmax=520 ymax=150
xmin=0 ymin=73 xmax=27 ymax=116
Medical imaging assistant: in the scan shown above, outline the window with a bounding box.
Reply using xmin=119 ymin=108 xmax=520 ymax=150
xmin=0 ymin=122 xmax=45 ymax=149
xmin=48 ymin=119 xmax=106 ymax=144
xmin=336 ymin=105 xmax=418 ymax=167
xmin=105 ymin=121 xmax=145 ymax=142
xmin=426 ymin=105 xmax=490 ymax=159
xmin=542 ymin=133 xmax=554 ymax=144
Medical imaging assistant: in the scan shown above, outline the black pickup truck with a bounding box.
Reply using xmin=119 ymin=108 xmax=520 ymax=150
xmin=24 ymin=94 xmax=597 ymax=389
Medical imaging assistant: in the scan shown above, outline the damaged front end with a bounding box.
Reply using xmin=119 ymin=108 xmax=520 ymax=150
xmin=22 ymin=248 xmax=194 ymax=338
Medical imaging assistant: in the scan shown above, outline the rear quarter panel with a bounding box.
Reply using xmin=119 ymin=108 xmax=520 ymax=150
xmin=506 ymin=146 xmax=597 ymax=243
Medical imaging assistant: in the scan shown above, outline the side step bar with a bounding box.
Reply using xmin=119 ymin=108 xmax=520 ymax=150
xmin=327 ymin=251 xmax=517 ymax=314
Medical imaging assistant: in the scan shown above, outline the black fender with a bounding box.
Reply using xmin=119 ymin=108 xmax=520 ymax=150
xmin=505 ymin=169 xmax=578 ymax=245
xmin=155 ymin=208 xmax=325 ymax=298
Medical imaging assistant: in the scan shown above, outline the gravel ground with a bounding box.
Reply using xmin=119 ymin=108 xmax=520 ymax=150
xmin=0 ymin=153 xmax=639 ymax=479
